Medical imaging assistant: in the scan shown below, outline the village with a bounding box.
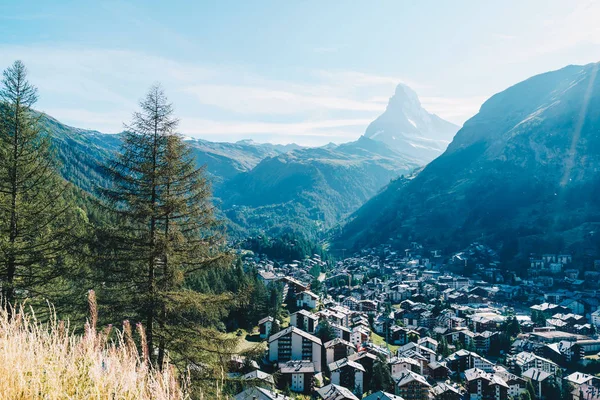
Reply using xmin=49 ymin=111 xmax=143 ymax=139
xmin=231 ymin=241 xmax=600 ymax=400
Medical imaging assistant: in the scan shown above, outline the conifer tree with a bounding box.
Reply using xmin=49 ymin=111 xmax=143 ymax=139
xmin=0 ymin=60 xmax=79 ymax=309
xmin=97 ymin=84 xmax=236 ymax=376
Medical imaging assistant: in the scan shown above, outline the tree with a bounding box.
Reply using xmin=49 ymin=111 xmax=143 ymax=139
xmin=97 ymin=85 xmax=234 ymax=377
xmin=526 ymin=379 xmax=537 ymax=400
xmin=315 ymin=320 xmax=336 ymax=343
xmin=372 ymin=354 xmax=394 ymax=392
xmin=0 ymin=60 xmax=81 ymax=310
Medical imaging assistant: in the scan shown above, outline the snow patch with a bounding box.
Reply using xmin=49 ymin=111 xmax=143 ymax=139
xmin=370 ymin=130 xmax=383 ymax=139
xmin=408 ymin=118 xmax=417 ymax=128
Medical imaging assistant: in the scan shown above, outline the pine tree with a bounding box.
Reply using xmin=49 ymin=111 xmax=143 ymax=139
xmin=372 ymin=353 xmax=394 ymax=392
xmin=97 ymin=84 xmax=235 ymax=376
xmin=0 ymin=60 xmax=81 ymax=310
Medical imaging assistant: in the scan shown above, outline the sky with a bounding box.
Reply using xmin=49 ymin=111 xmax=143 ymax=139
xmin=1 ymin=1 xmax=599 ymax=146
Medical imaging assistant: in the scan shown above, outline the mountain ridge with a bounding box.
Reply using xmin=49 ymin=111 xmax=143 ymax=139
xmin=334 ymin=62 xmax=600 ymax=258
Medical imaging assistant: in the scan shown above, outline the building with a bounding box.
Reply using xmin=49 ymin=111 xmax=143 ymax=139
xmin=510 ymin=352 xmax=559 ymax=375
xmin=465 ymin=368 xmax=509 ymax=400
xmin=297 ymin=290 xmax=319 ymax=309
xmin=317 ymin=383 xmax=359 ymax=400
xmin=240 ymin=370 xmax=275 ymax=388
xmin=522 ymin=368 xmax=552 ymax=399
xmin=290 ymin=309 xmax=319 ymax=333
xmin=325 ymin=338 xmax=356 ymax=365
xmin=279 ymin=360 xmax=315 ymax=394
xmin=364 ymin=391 xmax=404 ymax=400
xmin=259 ymin=316 xmax=276 ymax=339
xmin=268 ymin=326 xmax=323 ymax=372
xmin=591 ymin=309 xmax=600 ymax=328
xmin=329 ymin=358 xmax=365 ymax=395
xmin=394 ymin=370 xmax=431 ymax=400
xmin=431 ymin=383 xmax=462 ymax=400
xmin=234 ymin=387 xmax=291 ymax=400
xmin=390 ymin=357 xmax=422 ymax=377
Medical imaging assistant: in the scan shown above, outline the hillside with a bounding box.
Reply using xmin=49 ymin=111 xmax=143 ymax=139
xmin=218 ymin=136 xmax=420 ymax=238
xmin=335 ymin=63 xmax=600 ymax=257
xmin=42 ymin=114 xmax=297 ymax=193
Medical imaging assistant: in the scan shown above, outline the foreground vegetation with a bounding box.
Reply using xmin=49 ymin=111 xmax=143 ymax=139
xmin=0 ymin=291 xmax=187 ymax=399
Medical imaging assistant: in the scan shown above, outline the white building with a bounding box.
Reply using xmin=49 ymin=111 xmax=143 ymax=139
xmin=258 ymin=316 xmax=275 ymax=339
xmin=297 ymin=290 xmax=319 ymax=309
xmin=591 ymin=309 xmax=600 ymax=327
xmin=268 ymin=326 xmax=323 ymax=372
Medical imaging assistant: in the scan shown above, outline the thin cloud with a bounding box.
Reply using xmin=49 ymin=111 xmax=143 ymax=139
xmin=183 ymin=84 xmax=385 ymax=115
xmin=180 ymin=118 xmax=373 ymax=136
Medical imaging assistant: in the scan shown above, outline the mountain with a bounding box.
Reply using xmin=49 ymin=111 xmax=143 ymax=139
xmin=363 ymin=84 xmax=460 ymax=163
xmin=41 ymin=82 xmax=455 ymax=238
xmin=217 ymin=136 xmax=420 ymax=238
xmin=185 ymin=138 xmax=302 ymax=186
xmin=41 ymin=114 xmax=298 ymax=193
xmin=335 ymin=63 xmax=600 ymax=258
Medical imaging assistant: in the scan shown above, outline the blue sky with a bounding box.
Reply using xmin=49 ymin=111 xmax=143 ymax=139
xmin=1 ymin=1 xmax=599 ymax=145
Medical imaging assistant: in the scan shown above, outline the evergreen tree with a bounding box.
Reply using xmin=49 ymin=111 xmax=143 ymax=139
xmin=0 ymin=60 xmax=81 ymax=310
xmin=372 ymin=354 xmax=394 ymax=392
xmin=97 ymin=84 xmax=235 ymax=377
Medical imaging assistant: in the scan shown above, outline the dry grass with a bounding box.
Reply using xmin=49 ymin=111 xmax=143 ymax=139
xmin=0 ymin=291 xmax=188 ymax=400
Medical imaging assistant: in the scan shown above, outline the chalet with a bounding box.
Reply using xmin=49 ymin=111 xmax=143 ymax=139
xmin=390 ymin=356 xmax=421 ymax=376
xmin=279 ymin=360 xmax=315 ymax=394
xmin=258 ymin=316 xmax=277 ymax=339
xmin=565 ymin=372 xmax=600 ymax=394
xmin=342 ymin=296 xmax=360 ymax=311
xmin=350 ymin=326 xmax=370 ymax=347
xmin=240 ymin=370 xmax=275 ymax=387
xmin=268 ymin=326 xmax=323 ymax=372
xmin=465 ymin=368 xmax=509 ymax=400
xmin=394 ymin=370 xmax=431 ymax=400
xmin=473 ymin=331 xmax=497 ymax=353
xmin=397 ymin=342 xmax=436 ymax=364
xmin=364 ymin=391 xmax=404 ymax=400
xmin=290 ymin=309 xmax=319 ymax=333
xmin=317 ymin=383 xmax=359 ymax=400
xmin=331 ymin=323 xmax=352 ymax=342
xmin=318 ymin=309 xmax=346 ymax=327
xmin=297 ymin=290 xmax=319 ymax=309
xmin=329 ymin=358 xmax=365 ymax=395
xmin=510 ymin=352 xmax=559 ymax=375
xmin=530 ymin=303 xmax=570 ymax=318
xmin=324 ymin=338 xmax=356 ymax=365
xmin=522 ymin=368 xmax=553 ymax=399
xmin=257 ymin=270 xmax=279 ymax=285
xmin=431 ymin=382 xmax=462 ymax=400
xmin=426 ymin=361 xmax=450 ymax=381
xmin=234 ymin=387 xmax=291 ymax=400
xmin=445 ymin=350 xmax=495 ymax=373
xmin=359 ymin=299 xmax=378 ymax=314
xmin=417 ymin=337 xmax=438 ymax=352
xmin=279 ymin=276 xmax=309 ymax=297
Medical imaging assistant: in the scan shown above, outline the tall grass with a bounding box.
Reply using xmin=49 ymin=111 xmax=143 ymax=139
xmin=0 ymin=291 xmax=188 ymax=399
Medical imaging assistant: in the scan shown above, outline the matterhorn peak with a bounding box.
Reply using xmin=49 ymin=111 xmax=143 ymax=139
xmin=362 ymin=83 xmax=459 ymax=163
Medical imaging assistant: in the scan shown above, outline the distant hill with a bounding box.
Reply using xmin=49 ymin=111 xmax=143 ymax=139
xmin=217 ymin=136 xmax=420 ymax=237
xmin=334 ymin=63 xmax=600 ymax=259
xmin=42 ymin=114 xmax=298 ymax=193
xmin=363 ymin=84 xmax=460 ymax=163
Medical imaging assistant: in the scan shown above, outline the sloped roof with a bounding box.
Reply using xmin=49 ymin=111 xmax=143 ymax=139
xmin=268 ymin=326 xmax=322 ymax=345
